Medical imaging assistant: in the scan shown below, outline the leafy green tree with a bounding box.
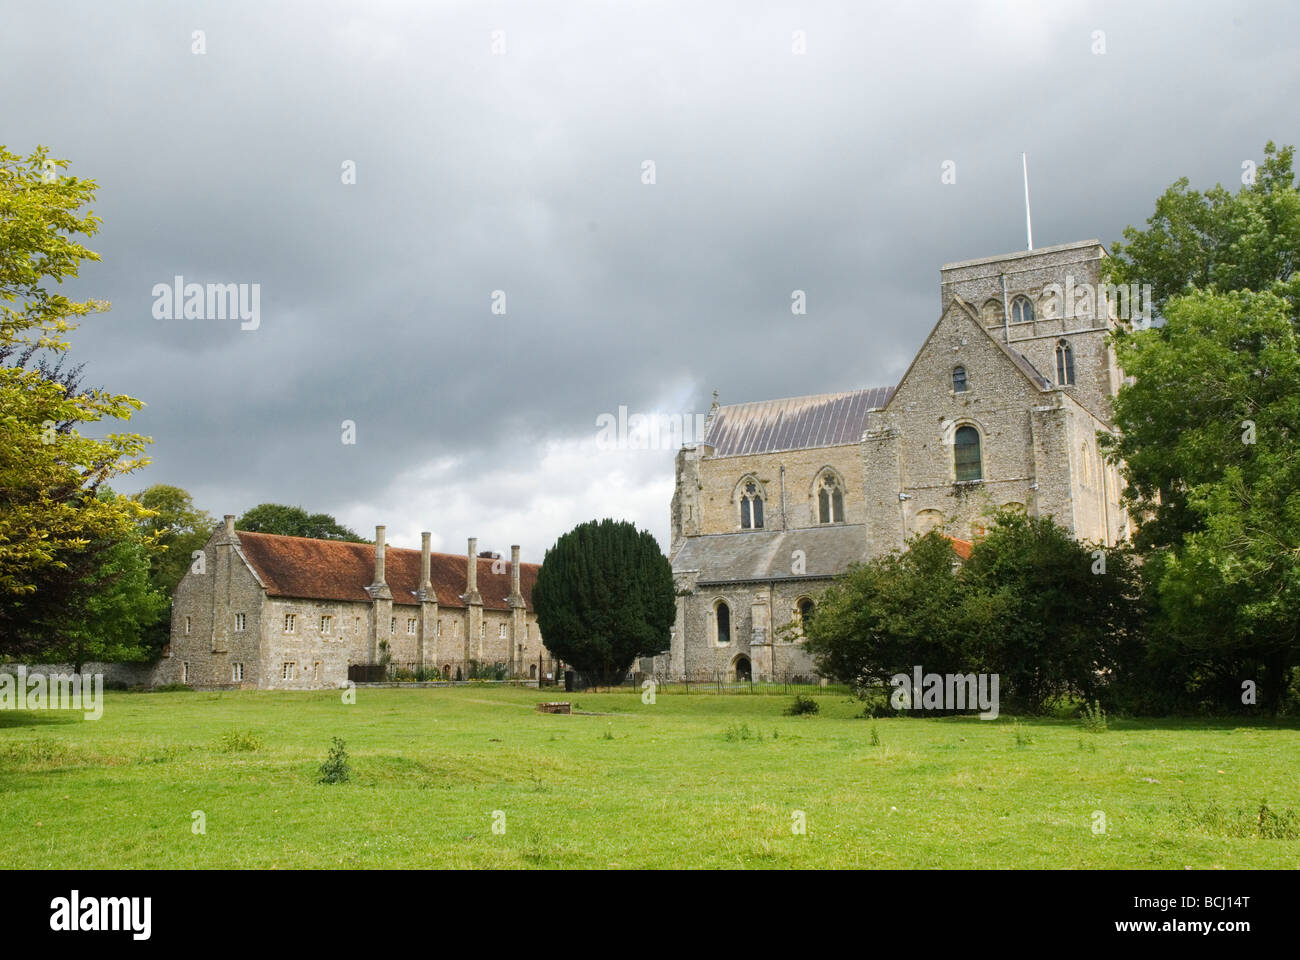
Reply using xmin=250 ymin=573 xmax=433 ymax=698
xmin=135 ymin=484 xmax=215 ymax=595
xmin=1103 ymin=142 xmax=1300 ymax=711
xmin=803 ymin=530 xmax=977 ymax=690
xmin=3 ymin=489 xmax=166 ymax=671
xmin=960 ymin=512 xmax=1145 ymax=712
xmin=237 ymin=503 xmax=366 ymax=542
xmin=0 ymin=145 xmax=151 ymax=603
xmin=531 ymin=519 xmax=674 ymax=684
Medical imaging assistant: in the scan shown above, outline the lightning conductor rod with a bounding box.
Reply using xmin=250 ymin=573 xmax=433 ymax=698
xmin=1022 ymin=152 xmax=1033 ymax=251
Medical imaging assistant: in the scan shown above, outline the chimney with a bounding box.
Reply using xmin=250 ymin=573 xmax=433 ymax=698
xmin=224 ymin=514 xmax=235 ymax=537
xmin=510 ymin=544 xmax=522 ymax=600
xmin=374 ymin=525 xmax=387 ymax=586
xmin=420 ymin=531 xmax=433 ymax=594
xmin=466 ymin=537 xmax=478 ymax=595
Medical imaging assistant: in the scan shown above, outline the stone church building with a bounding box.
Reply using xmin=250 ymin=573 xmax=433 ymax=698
xmin=160 ymin=519 xmax=547 ymax=689
xmin=669 ymin=240 xmax=1135 ymax=683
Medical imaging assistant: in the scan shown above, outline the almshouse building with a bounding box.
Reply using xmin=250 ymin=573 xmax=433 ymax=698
xmin=160 ymin=517 xmax=546 ymax=689
xmin=670 ymin=240 xmax=1136 ymax=683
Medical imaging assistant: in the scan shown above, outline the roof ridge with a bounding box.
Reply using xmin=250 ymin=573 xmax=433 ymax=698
xmin=716 ymin=385 xmax=895 ymax=410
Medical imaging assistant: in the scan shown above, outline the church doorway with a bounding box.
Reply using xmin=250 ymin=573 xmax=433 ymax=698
xmin=733 ymin=656 xmax=752 ymax=682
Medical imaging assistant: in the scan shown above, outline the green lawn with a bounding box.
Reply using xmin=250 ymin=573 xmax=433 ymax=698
xmin=1 ymin=686 xmax=1297 ymax=868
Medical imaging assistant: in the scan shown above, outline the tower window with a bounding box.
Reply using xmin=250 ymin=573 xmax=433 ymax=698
xmin=954 ymin=425 xmax=982 ymax=482
xmin=1011 ymin=296 xmax=1034 ymax=324
xmin=1056 ymin=339 xmax=1075 ymax=385
xmin=952 ymin=366 xmax=968 ymax=393
xmin=816 ymin=473 xmax=845 ymax=524
xmin=739 ymin=481 xmax=764 ymax=529
xmin=797 ymin=598 xmax=814 ymax=635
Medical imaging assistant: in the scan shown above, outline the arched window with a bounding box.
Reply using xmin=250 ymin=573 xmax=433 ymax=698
xmin=816 ymin=472 xmax=845 ymax=524
xmin=1011 ymin=296 xmax=1034 ymax=324
xmin=1056 ymin=339 xmax=1075 ymax=385
xmin=739 ymin=480 xmax=764 ymax=529
xmin=797 ymin=598 xmax=814 ymax=635
xmin=952 ymin=365 xmax=968 ymax=393
xmin=715 ymin=601 xmax=731 ymax=645
xmin=954 ymin=425 xmax=982 ymax=482
xmin=981 ymin=299 xmax=1004 ymax=326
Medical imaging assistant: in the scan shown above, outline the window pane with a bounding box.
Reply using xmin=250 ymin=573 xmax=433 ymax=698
xmin=741 ymin=498 xmax=751 ymax=529
xmin=832 ymin=487 xmax=844 ymax=521
xmin=752 ymin=495 xmax=763 ymax=528
xmin=818 ymin=487 xmax=830 ymax=523
xmin=717 ymin=604 xmax=730 ymax=644
xmin=954 ymin=426 xmax=982 ymax=481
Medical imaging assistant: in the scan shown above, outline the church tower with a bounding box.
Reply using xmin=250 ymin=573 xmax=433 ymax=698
xmin=938 ymin=239 xmax=1128 ymax=423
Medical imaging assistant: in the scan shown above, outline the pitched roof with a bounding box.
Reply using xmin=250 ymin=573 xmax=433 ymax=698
xmin=704 ymin=387 xmax=894 ymax=457
xmin=672 ymin=524 xmax=870 ymax=583
xmin=234 ymin=531 xmax=538 ymax=610
xmin=945 ymin=536 xmax=974 ymax=561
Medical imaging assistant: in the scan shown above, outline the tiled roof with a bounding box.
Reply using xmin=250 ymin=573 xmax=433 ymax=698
xmin=945 ymin=536 xmax=973 ymax=561
xmin=703 ymin=387 xmax=895 ymax=457
xmin=235 ymin=531 xmax=537 ymax=610
xmin=672 ymin=524 xmax=871 ymax=583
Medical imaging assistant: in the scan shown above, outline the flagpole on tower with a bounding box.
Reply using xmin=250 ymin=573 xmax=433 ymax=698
xmin=1022 ymin=152 xmax=1033 ymax=251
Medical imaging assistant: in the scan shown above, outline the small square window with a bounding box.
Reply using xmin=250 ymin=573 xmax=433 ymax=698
xmin=407 ymin=618 xmax=416 ymax=635
xmin=499 ymin=623 xmax=507 ymax=639
xmin=320 ymin=615 xmax=332 ymax=634
xmin=284 ymin=613 xmax=296 ymax=633
xmin=234 ymin=612 xmax=245 ymax=632
xmin=232 ymin=662 xmax=244 ymax=682
xmin=282 ymin=662 xmax=295 ymax=680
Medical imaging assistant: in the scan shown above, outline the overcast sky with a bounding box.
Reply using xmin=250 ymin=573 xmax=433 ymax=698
xmin=3 ymin=0 xmax=1297 ymax=560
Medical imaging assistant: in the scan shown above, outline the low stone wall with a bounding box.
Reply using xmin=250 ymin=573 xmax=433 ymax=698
xmin=0 ymin=661 xmax=164 ymax=687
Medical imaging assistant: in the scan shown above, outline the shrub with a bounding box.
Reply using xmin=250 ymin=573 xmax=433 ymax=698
xmin=150 ymin=683 xmax=194 ymax=693
xmin=785 ymin=694 xmax=820 ymax=716
xmin=318 ymin=736 xmax=350 ymax=784
xmin=870 ymin=725 xmax=881 ymax=747
xmin=216 ymin=730 xmax=264 ymax=753
xmin=1079 ymin=700 xmax=1108 ymax=733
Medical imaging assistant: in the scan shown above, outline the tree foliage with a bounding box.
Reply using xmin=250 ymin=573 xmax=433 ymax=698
xmin=1104 ymin=142 xmax=1300 ymax=711
xmin=531 ymin=518 xmax=674 ymax=683
xmin=135 ymin=484 xmax=215 ymax=595
xmin=805 ymin=518 xmax=1142 ymax=713
xmin=236 ymin=503 xmax=366 ymax=542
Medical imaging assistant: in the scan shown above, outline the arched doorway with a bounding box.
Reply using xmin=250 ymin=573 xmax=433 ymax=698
xmin=733 ymin=656 xmax=752 ymax=682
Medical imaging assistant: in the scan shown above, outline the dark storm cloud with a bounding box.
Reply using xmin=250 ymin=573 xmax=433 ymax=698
xmin=2 ymin=0 xmax=1297 ymax=555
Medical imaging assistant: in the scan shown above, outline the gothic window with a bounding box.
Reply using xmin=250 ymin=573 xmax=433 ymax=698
xmin=1056 ymin=339 xmax=1075 ymax=385
xmin=981 ymin=299 xmax=1004 ymax=326
xmin=954 ymin=425 xmax=982 ymax=482
xmin=739 ymin=480 xmax=764 ymax=529
xmin=816 ymin=472 xmax=845 ymax=523
xmin=1011 ymin=295 xmax=1034 ymax=324
xmin=715 ymin=600 xmax=731 ymax=645
xmin=952 ymin=365 xmax=968 ymax=393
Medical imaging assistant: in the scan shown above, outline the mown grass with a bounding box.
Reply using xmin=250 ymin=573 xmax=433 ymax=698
xmin=0 ymin=686 xmax=1297 ymax=868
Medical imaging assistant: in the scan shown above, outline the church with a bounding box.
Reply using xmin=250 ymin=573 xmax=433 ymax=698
xmin=668 ymin=239 xmax=1135 ymax=683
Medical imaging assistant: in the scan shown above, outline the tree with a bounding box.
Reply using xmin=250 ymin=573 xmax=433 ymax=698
xmin=1103 ymin=142 xmax=1300 ymax=711
xmin=2 ymin=489 xmax=166 ymax=671
xmin=135 ymin=485 xmax=215 ymax=595
xmin=803 ymin=531 xmax=977 ymax=690
xmin=236 ymin=503 xmax=366 ymax=542
xmin=0 ymin=145 xmax=151 ymax=653
xmin=531 ymin=519 xmax=674 ymax=684
xmin=959 ymin=512 xmax=1144 ymax=712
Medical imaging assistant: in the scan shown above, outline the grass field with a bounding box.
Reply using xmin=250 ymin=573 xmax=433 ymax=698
xmin=1 ymin=686 xmax=1297 ymax=868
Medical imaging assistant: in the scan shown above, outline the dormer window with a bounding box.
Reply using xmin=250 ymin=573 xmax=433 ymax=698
xmin=1011 ymin=296 xmax=1034 ymax=324
xmin=739 ymin=481 xmax=764 ymax=529
xmin=816 ymin=472 xmax=845 ymax=524
xmin=1056 ymin=339 xmax=1075 ymax=385
xmin=952 ymin=366 xmax=968 ymax=393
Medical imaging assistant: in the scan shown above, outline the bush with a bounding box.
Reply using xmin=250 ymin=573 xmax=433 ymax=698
xmin=318 ymin=736 xmax=350 ymax=784
xmin=150 ymin=683 xmax=194 ymax=693
xmin=1079 ymin=700 xmax=1108 ymax=733
xmin=216 ymin=730 xmax=264 ymax=752
xmin=785 ymin=694 xmax=820 ymax=716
